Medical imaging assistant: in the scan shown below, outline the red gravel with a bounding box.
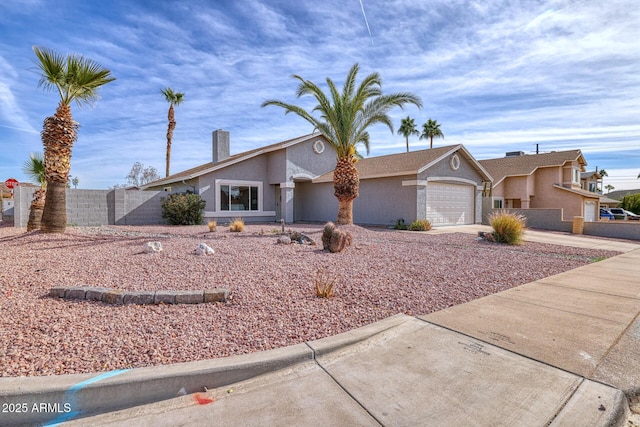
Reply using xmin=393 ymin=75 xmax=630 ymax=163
xmin=0 ymin=223 xmax=619 ymax=377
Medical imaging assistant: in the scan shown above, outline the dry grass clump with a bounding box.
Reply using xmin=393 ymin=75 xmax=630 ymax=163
xmin=314 ymin=270 xmax=336 ymax=298
xmin=489 ymin=210 xmax=526 ymax=245
xmin=408 ymin=219 xmax=432 ymax=231
xmin=207 ymin=220 xmax=217 ymax=232
xmin=229 ymin=218 xmax=245 ymax=232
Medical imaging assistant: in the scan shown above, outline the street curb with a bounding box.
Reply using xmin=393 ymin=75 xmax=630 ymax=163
xmin=0 ymin=314 xmax=412 ymax=426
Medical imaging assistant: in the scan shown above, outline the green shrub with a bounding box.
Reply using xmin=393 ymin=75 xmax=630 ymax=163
xmin=161 ymin=192 xmax=206 ymax=225
xmin=489 ymin=210 xmax=526 ymax=245
xmin=621 ymin=194 xmax=640 ymax=214
xmin=408 ymin=219 xmax=432 ymax=231
xmin=393 ymin=219 xmax=408 ymax=230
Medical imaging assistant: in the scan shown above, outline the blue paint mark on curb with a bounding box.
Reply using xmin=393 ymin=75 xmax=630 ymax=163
xmin=44 ymin=369 xmax=130 ymax=426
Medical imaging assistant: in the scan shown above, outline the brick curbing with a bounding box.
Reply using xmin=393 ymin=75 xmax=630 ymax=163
xmin=49 ymin=286 xmax=229 ymax=305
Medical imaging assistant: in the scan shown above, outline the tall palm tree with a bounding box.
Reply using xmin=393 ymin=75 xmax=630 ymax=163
xmin=33 ymin=46 xmax=115 ymax=233
xmin=21 ymin=152 xmax=46 ymax=231
xmin=161 ymin=87 xmax=185 ymax=177
xmin=262 ymin=63 xmax=422 ymax=224
xmin=598 ymin=168 xmax=608 ymax=193
xmin=420 ymin=118 xmax=444 ymax=149
xmin=397 ymin=116 xmax=419 ymax=152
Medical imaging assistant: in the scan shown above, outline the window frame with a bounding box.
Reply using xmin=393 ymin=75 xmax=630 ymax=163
xmin=493 ymin=198 xmax=504 ymax=209
xmin=215 ymin=180 xmax=264 ymax=213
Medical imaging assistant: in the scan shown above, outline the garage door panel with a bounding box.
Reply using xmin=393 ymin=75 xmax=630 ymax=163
xmin=426 ymin=183 xmax=474 ymax=226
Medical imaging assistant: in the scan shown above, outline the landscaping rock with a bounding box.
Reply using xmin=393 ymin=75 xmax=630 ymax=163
xmin=102 ymin=290 xmax=125 ymax=304
xmin=290 ymin=231 xmax=317 ymax=245
xmin=65 ymin=287 xmax=88 ymax=300
xmin=144 ymin=241 xmax=163 ymax=253
xmin=123 ymin=291 xmax=155 ymax=305
xmin=204 ymin=288 xmax=229 ymax=303
xmin=49 ymin=287 xmax=67 ymax=298
xmin=478 ymin=231 xmax=496 ymax=242
xmin=277 ymin=235 xmax=291 ymax=245
xmin=86 ymin=287 xmax=110 ymax=301
xmin=195 ymin=243 xmax=215 ymax=256
xmin=175 ymin=290 xmax=204 ymax=304
xmin=154 ymin=290 xmax=176 ymax=304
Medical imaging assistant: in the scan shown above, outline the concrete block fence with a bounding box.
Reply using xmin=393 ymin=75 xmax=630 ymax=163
xmin=14 ymin=187 xmax=167 ymax=227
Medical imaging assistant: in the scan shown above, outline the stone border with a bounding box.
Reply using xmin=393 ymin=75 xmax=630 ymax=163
xmin=49 ymin=286 xmax=229 ymax=305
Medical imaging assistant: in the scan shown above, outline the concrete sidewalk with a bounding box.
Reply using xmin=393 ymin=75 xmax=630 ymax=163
xmin=1 ymin=229 xmax=639 ymax=426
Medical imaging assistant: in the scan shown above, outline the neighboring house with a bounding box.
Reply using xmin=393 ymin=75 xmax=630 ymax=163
xmin=479 ymin=150 xmax=602 ymax=222
xmin=580 ymin=171 xmax=602 ymax=193
xmin=143 ymin=130 xmax=492 ymax=226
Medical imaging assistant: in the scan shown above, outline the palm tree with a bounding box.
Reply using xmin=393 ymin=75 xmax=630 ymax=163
xmin=605 ymin=184 xmax=615 ymax=193
xmin=420 ymin=118 xmax=444 ymax=149
xmin=598 ymin=168 xmax=608 ymax=193
xmin=161 ymin=87 xmax=185 ymax=177
xmin=21 ymin=152 xmax=46 ymax=231
xmin=397 ymin=116 xmax=419 ymax=152
xmin=262 ymin=63 xmax=422 ymax=224
xmin=33 ymin=46 xmax=115 ymax=233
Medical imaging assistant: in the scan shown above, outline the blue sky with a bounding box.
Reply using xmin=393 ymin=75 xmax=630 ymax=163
xmin=1 ymin=0 xmax=638 ymax=190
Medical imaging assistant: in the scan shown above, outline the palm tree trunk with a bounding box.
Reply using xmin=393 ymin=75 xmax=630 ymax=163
xmin=430 ymin=135 xmax=433 ymax=149
xmin=40 ymin=182 xmax=67 ymax=233
xmin=166 ymin=105 xmax=175 ymax=177
xmin=405 ymin=136 xmax=409 ymax=152
xmin=27 ymin=189 xmax=46 ymax=231
xmin=337 ymin=199 xmax=354 ymax=224
xmin=40 ymin=103 xmax=77 ymax=234
xmin=333 ymin=157 xmax=359 ymax=225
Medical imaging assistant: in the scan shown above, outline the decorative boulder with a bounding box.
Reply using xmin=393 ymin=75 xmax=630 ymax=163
xmin=277 ymin=235 xmax=292 ymax=245
xmin=290 ymin=231 xmax=317 ymax=245
xmin=144 ymin=241 xmax=163 ymax=253
xmin=322 ymin=222 xmax=352 ymax=253
xmin=195 ymin=243 xmax=215 ymax=256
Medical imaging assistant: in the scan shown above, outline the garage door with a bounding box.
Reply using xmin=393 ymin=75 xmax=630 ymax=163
xmin=426 ymin=183 xmax=475 ymax=226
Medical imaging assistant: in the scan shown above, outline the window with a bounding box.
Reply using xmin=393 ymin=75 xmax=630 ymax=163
xmin=493 ymin=199 xmax=503 ymax=209
xmin=220 ymin=185 xmax=259 ymax=211
xmin=573 ymin=169 xmax=580 ymax=183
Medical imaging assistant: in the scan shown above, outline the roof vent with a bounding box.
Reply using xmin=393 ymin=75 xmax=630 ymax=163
xmin=505 ymin=151 xmax=525 ymax=157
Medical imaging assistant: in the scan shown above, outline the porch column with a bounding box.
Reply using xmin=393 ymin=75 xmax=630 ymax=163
xmin=521 ymin=198 xmax=530 ymax=209
xmin=280 ymin=182 xmax=295 ymax=223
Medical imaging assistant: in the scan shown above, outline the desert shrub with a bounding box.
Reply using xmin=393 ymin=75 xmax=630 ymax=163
xmin=489 ymin=210 xmax=526 ymax=245
xmin=161 ymin=192 xmax=206 ymax=225
xmin=207 ymin=220 xmax=217 ymax=232
xmin=314 ymin=270 xmax=336 ymax=298
xmin=408 ymin=219 xmax=432 ymax=231
xmin=393 ymin=218 xmax=408 ymax=230
xmin=229 ymin=218 xmax=245 ymax=232
xmin=621 ymin=194 xmax=640 ymax=214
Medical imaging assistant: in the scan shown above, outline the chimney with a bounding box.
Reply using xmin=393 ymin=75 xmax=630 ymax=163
xmin=212 ymin=129 xmax=230 ymax=163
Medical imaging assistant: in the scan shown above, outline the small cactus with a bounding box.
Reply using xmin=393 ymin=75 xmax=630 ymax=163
xmin=322 ymin=222 xmax=352 ymax=253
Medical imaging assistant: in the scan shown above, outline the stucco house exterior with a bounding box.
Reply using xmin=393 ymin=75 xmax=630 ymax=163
xmin=143 ymin=130 xmax=492 ymax=226
xmin=479 ymin=150 xmax=602 ymax=222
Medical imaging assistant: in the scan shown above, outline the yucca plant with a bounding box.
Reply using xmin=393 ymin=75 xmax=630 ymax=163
xmin=314 ymin=270 xmax=336 ymax=298
xmin=489 ymin=210 xmax=526 ymax=245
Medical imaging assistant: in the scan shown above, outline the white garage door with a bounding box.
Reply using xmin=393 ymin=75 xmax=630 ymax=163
xmin=426 ymin=183 xmax=475 ymax=226
xmin=584 ymin=201 xmax=596 ymax=222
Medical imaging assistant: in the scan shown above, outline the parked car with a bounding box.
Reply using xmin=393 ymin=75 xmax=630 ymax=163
xmin=609 ymin=208 xmax=640 ymax=220
xmin=599 ymin=208 xmax=614 ymax=220
xmin=624 ymin=210 xmax=640 ymax=220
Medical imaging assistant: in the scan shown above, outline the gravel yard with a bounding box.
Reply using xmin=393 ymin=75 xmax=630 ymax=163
xmin=0 ymin=223 xmax=619 ymax=377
